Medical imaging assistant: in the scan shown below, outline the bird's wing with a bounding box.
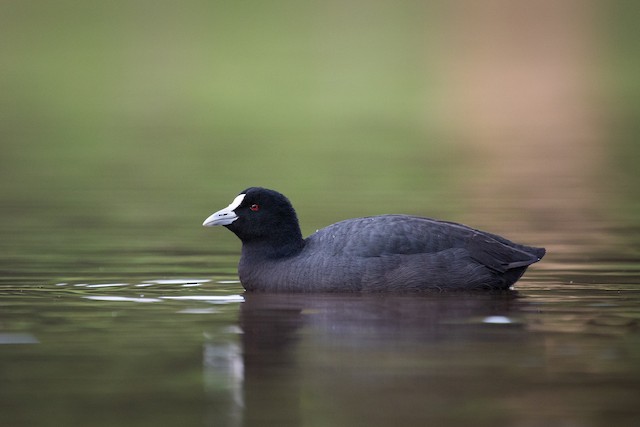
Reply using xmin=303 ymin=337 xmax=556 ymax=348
xmin=306 ymin=215 xmax=543 ymax=271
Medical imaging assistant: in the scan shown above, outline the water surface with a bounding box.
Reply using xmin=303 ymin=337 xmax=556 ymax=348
xmin=1 ymin=228 xmax=640 ymax=427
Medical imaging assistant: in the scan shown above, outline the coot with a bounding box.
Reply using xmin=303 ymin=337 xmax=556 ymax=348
xmin=203 ymin=187 xmax=545 ymax=292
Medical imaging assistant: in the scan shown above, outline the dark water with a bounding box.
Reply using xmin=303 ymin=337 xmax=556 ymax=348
xmin=2 ymin=218 xmax=640 ymax=427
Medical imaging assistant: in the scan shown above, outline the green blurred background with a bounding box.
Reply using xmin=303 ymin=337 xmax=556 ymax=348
xmin=1 ymin=0 xmax=639 ymax=266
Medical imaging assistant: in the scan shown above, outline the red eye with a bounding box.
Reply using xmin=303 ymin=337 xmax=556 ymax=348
xmin=250 ymin=204 xmax=260 ymax=212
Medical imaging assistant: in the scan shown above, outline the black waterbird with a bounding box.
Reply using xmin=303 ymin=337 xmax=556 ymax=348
xmin=203 ymin=187 xmax=545 ymax=292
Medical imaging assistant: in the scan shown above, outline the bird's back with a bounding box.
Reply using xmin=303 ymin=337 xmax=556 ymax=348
xmin=306 ymin=215 xmax=544 ymax=261
xmin=291 ymin=215 xmax=544 ymax=291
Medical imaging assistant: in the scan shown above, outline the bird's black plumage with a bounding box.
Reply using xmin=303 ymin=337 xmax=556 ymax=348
xmin=203 ymin=187 xmax=545 ymax=292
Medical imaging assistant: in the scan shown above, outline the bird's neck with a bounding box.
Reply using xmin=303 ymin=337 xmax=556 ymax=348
xmin=241 ymin=229 xmax=305 ymax=260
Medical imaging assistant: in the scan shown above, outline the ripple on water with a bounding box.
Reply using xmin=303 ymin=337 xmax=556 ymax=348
xmin=60 ymin=278 xmax=246 ymax=305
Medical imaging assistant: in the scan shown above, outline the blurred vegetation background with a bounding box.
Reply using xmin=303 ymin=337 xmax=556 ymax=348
xmin=1 ymin=0 xmax=638 ymax=259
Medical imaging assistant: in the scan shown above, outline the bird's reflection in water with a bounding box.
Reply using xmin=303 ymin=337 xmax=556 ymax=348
xmin=204 ymin=291 xmax=524 ymax=427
